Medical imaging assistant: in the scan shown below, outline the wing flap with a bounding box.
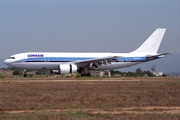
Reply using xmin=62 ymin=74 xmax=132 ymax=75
xmin=75 ymin=56 xmax=122 ymax=68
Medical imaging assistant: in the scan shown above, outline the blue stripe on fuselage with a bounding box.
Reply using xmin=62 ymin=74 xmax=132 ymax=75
xmin=12 ymin=57 xmax=161 ymax=63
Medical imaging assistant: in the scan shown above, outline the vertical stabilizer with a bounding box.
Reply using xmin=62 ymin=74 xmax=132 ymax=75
xmin=131 ymin=28 xmax=166 ymax=54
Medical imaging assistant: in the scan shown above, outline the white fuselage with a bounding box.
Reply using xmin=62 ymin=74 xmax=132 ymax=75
xmin=4 ymin=52 xmax=158 ymax=70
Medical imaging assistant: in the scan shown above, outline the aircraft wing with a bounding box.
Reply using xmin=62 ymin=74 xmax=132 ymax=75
xmin=74 ymin=56 xmax=122 ymax=69
xmin=146 ymin=52 xmax=173 ymax=60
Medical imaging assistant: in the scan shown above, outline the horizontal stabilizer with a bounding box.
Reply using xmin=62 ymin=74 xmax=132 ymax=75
xmin=146 ymin=52 xmax=173 ymax=60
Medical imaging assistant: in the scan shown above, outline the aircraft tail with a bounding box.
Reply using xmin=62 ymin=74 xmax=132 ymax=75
xmin=131 ymin=28 xmax=166 ymax=54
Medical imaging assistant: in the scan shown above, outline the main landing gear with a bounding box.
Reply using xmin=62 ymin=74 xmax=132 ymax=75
xmin=79 ymin=67 xmax=91 ymax=77
xmin=23 ymin=69 xmax=27 ymax=77
xmin=81 ymin=73 xmax=91 ymax=77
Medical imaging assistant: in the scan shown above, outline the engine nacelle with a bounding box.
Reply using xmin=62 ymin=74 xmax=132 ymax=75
xmin=59 ymin=64 xmax=77 ymax=74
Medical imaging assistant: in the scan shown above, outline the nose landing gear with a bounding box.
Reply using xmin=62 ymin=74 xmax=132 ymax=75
xmin=23 ymin=69 xmax=27 ymax=77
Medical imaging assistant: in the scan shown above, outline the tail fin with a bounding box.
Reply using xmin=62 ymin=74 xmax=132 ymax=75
xmin=131 ymin=28 xmax=166 ymax=54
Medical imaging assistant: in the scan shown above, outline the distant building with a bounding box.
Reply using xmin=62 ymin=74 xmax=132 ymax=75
xmin=113 ymin=74 xmax=122 ymax=77
xmin=153 ymin=71 xmax=163 ymax=76
xmin=108 ymin=71 xmax=111 ymax=77
xmin=90 ymin=71 xmax=104 ymax=77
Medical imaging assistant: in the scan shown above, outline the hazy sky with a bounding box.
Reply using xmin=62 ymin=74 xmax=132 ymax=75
xmin=1 ymin=0 xmax=180 ymax=60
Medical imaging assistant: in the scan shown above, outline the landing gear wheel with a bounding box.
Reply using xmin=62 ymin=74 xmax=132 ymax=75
xmin=81 ymin=73 xmax=91 ymax=77
xmin=87 ymin=73 xmax=91 ymax=76
xmin=24 ymin=74 xmax=27 ymax=77
xmin=23 ymin=69 xmax=27 ymax=77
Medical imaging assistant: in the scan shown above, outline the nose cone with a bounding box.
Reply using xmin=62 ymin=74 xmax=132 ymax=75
xmin=4 ymin=59 xmax=10 ymax=66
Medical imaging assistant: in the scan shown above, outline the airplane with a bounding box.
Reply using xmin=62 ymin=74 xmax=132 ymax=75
xmin=4 ymin=28 xmax=172 ymax=77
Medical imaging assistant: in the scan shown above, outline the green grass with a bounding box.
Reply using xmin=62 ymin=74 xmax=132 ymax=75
xmin=0 ymin=110 xmax=108 ymax=120
xmin=165 ymin=82 xmax=179 ymax=86
xmin=0 ymin=72 xmax=5 ymax=78
xmin=1 ymin=110 xmax=180 ymax=120
xmin=0 ymin=74 xmax=5 ymax=78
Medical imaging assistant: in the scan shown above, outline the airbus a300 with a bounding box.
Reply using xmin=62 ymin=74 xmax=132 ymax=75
xmin=4 ymin=28 xmax=172 ymax=77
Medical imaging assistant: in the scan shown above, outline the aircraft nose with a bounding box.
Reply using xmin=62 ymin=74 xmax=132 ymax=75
xmin=4 ymin=59 xmax=10 ymax=65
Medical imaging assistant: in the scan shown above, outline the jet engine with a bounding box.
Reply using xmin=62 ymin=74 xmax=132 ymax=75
xmin=59 ymin=64 xmax=77 ymax=74
xmin=51 ymin=64 xmax=78 ymax=74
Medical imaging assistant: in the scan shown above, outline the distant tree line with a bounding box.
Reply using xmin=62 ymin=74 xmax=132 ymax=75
xmin=0 ymin=67 xmax=51 ymax=76
xmin=110 ymin=68 xmax=155 ymax=77
xmin=1 ymin=67 xmax=166 ymax=77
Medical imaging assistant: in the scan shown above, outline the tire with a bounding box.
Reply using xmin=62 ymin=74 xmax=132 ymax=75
xmin=24 ymin=74 xmax=27 ymax=77
xmin=87 ymin=73 xmax=91 ymax=76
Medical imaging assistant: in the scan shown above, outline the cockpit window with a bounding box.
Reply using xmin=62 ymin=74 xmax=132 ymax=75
xmin=9 ymin=57 xmax=15 ymax=59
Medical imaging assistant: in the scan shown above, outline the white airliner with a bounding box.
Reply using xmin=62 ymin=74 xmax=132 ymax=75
xmin=4 ymin=28 xmax=172 ymax=77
